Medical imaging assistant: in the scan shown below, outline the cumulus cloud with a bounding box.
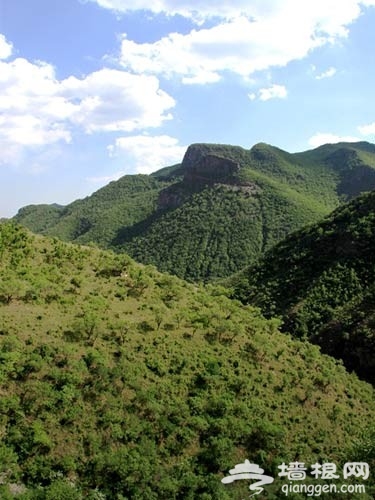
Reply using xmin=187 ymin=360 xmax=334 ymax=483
xmin=120 ymin=16 xmax=317 ymax=84
xmin=0 ymin=58 xmax=72 ymax=164
xmin=0 ymin=52 xmax=175 ymax=165
xmin=61 ymin=69 xmax=175 ymax=133
xmin=0 ymin=34 xmax=12 ymax=60
xmin=108 ymin=134 xmax=186 ymax=173
xmin=358 ymin=122 xmax=375 ymax=136
xmin=308 ymin=132 xmax=361 ymax=147
xmin=117 ymin=1 xmax=369 ymax=84
xmin=258 ymin=84 xmax=287 ymax=101
xmin=247 ymin=84 xmax=287 ymax=101
xmin=315 ymin=67 xmax=337 ymax=79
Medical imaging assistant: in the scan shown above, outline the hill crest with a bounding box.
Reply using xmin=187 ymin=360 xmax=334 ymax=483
xmin=14 ymin=140 xmax=375 ymax=281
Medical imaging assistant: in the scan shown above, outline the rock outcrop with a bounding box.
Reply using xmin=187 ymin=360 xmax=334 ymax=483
xmin=184 ymin=154 xmax=240 ymax=185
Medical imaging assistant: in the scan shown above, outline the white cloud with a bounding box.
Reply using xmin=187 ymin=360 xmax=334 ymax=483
xmin=0 ymin=34 xmax=12 ymax=60
xmin=108 ymin=134 xmax=186 ymax=173
xmin=118 ymin=1 xmax=369 ymax=84
xmin=247 ymin=84 xmax=288 ymax=101
xmin=358 ymin=122 xmax=375 ymax=135
xmin=1 ymin=115 xmax=71 ymax=147
xmin=315 ymin=67 xmax=337 ymax=79
xmin=258 ymin=84 xmax=287 ymax=101
xmin=308 ymin=132 xmax=361 ymax=147
xmin=309 ymin=123 xmax=375 ymax=148
xmin=87 ymin=0 xmax=267 ymax=22
xmin=0 ymin=57 xmax=72 ymax=164
xmin=120 ymin=15 xmax=317 ymax=84
xmin=61 ymin=69 xmax=175 ymax=133
xmin=88 ymin=0 xmax=369 ymax=29
xmin=0 ymin=53 xmax=175 ymax=166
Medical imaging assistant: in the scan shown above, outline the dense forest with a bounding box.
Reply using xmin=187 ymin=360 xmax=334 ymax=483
xmin=14 ymin=141 xmax=375 ymax=281
xmin=1 ymin=222 xmax=375 ymax=498
xmin=228 ymin=190 xmax=375 ymax=384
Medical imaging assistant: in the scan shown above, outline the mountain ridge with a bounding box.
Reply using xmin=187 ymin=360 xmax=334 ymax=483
xmin=14 ymin=140 xmax=375 ymax=281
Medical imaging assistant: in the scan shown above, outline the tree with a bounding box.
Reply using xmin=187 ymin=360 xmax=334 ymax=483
xmin=0 ymin=272 xmax=27 ymax=304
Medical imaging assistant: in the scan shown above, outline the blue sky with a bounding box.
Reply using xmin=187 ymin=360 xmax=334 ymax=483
xmin=1 ymin=0 xmax=375 ymax=217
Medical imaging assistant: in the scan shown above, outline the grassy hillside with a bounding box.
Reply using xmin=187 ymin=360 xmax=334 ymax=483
xmin=15 ymin=176 xmax=173 ymax=248
xmin=0 ymin=222 xmax=375 ymax=498
xmin=14 ymin=141 xmax=375 ymax=281
xmin=228 ymin=190 xmax=375 ymax=384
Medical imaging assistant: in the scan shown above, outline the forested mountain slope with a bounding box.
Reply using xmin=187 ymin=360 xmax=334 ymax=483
xmin=229 ymin=190 xmax=375 ymax=384
xmin=0 ymin=222 xmax=375 ymax=498
xmin=14 ymin=141 xmax=375 ymax=281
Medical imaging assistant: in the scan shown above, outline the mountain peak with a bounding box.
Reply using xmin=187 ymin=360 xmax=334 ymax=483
xmin=13 ymin=139 xmax=375 ymax=281
xmin=183 ymin=153 xmax=240 ymax=185
xmin=182 ymin=143 xmax=247 ymax=169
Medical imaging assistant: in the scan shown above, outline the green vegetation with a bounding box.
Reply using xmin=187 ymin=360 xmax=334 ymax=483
xmin=15 ymin=176 xmax=174 ymax=249
xmin=228 ymin=190 xmax=375 ymax=384
xmin=122 ymin=185 xmax=264 ymax=281
xmin=14 ymin=141 xmax=375 ymax=282
xmin=12 ymin=204 xmax=64 ymax=234
xmin=0 ymin=222 xmax=375 ymax=498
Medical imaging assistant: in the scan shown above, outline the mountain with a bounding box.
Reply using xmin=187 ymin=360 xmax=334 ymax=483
xmin=1 ymin=221 xmax=375 ymax=498
xmin=14 ymin=140 xmax=375 ymax=281
xmin=228 ymin=190 xmax=375 ymax=384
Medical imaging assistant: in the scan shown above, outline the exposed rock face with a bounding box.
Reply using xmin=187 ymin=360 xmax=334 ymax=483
xmin=181 ymin=143 xmax=245 ymax=170
xmin=181 ymin=144 xmax=210 ymax=169
xmin=157 ymin=153 xmax=241 ymax=210
xmin=184 ymin=154 xmax=240 ymax=184
xmin=157 ymin=147 xmax=256 ymax=210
